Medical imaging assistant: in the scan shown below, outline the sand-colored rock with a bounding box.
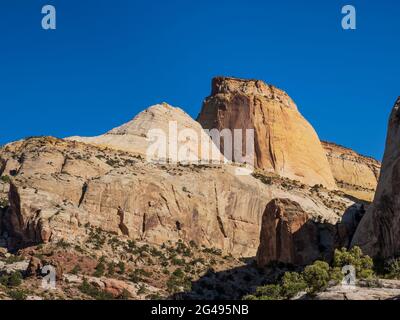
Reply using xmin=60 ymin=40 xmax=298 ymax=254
xmin=68 ymin=103 xmax=225 ymax=164
xmin=197 ymin=77 xmax=336 ymax=189
xmin=0 ymin=135 xmax=355 ymax=257
xmin=322 ymin=141 xmax=380 ymax=202
xmin=352 ymin=97 xmax=400 ymax=259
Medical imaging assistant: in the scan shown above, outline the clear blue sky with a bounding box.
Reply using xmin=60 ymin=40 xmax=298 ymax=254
xmin=1 ymin=0 xmax=399 ymax=161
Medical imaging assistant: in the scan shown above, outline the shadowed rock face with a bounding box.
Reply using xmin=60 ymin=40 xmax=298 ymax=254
xmin=256 ymin=198 xmax=364 ymax=267
xmin=198 ymin=77 xmax=336 ymax=189
xmin=352 ymin=97 xmax=400 ymax=259
xmin=256 ymin=198 xmax=319 ymax=267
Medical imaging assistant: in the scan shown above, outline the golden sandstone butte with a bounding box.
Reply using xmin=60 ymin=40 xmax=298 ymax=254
xmin=198 ymin=77 xmax=336 ymax=189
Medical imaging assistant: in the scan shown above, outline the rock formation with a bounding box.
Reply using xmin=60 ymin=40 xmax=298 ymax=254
xmin=197 ymin=77 xmax=336 ymax=189
xmin=0 ymin=103 xmax=357 ymax=257
xmin=322 ymin=141 xmax=381 ymax=202
xmin=256 ymin=199 xmax=319 ymax=266
xmin=68 ymin=103 xmax=225 ymax=164
xmin=352 ymin=97 xmax=400 ymax=259
xmin=256 ymin=198 xmax=362 ymax=267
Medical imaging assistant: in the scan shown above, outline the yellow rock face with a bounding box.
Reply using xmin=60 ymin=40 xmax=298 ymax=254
xmin=198 ymin=77 xmax=336 ymax=189
xmin=322 ymin=141 xmax=381 ymax=202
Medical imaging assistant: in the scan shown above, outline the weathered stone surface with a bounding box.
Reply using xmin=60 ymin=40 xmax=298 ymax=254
xmin=256 ymin=199 xmax=320 ymax=266
xmin=0 ymin=135 xmax=354 ymax=257
xmin=322 ymin=141 xmax=381 ymax=201
xmin=352 ymin=97 xmax=400 ymax=259
xmin=68 ymin=103 xmax=225 ymax=164
xmin=313 ymin=280 xmax=400 ymax=300
xmin=256 ymin=198 xmax=364 ymax=267
xmin=198 ymin=77 xmax=336 ymax=189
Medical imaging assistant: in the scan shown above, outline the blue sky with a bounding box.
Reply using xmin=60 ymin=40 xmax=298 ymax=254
xmin=1 ymin=0 xmax=399 ymax=160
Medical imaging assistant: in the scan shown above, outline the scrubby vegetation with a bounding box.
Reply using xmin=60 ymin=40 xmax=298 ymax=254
xmin=244 ymin=246 xmax=375 ymax=300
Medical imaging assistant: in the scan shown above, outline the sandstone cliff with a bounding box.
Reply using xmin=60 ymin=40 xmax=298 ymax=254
xmin=352 ymin=97 xmax=400 ymax=259
xmin=256 ymin=198 xmax=363 ymax=267
xmin=197 ymin=77 xmax=336 ymax=189
xmin=0 ymin=102 xmax=357 ymax=257
xmin=322 ymin=141 xmax=380 ymax=202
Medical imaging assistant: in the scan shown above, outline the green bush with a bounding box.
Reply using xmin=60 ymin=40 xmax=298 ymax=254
xmin=0 ymin=272 xmax=23 ymax=288
xmin=333 ymin=247 xmax=374 ymax=279
xmin=329 ymin=267 xmax=344 ymax=284
xmin=79 ymin=279 xmax=114 ymax=300
xmin=0 ymin=175 xmax=11 ymax=183
xmin=93 ymin=262 xmax=106 ymax=277
xmin=8 ymin=289 xmax=27 ymax=300
xmin=256 ymin=284 xmax=283 ymax=300
xmin=117 ymin=261 xmax=125 ymax=274
xmin=302 ymin=261 xmax=330 ymax=294
xmin=384 ymin=257 xmax=400 ymax=279
xmin=281 ymin=272 xmax=307 ymax=298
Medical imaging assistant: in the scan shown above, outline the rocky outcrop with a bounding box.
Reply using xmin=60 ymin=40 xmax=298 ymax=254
xmin=0 ymin=134 xmax=355 ymax=257
xmin=256 ymin=198 xmax=365 ymax=267
xmin=197 ymin=77 xmax=336 ymax=189
xmin=352 ymin=97 xmax=400 ymax=259
xmin=322 ymin=141 xmax=381 ymax=201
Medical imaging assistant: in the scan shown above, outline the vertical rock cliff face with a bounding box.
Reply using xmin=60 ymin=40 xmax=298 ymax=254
xmin=256 ymin=198 xmax=362 ymax=267
xmin=352 ymin=97 xmax=400 ymax=259
xmin=322 ymin=142 xmax=381 ymax=202
xmin=256 ymin=199 xmax=319 ymax=267
xmin=197 ymin=77 xmax=336 ymax=189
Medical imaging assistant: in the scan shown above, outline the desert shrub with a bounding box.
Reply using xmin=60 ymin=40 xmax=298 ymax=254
xmin=8 ymin=289 xmax=27 ymax=300
xmin=302 ymin=261 xmax=330 ymax=294
xmin=172 ymin=268 xmax=185 ymax=278
xmin=329 ymin=267 xmax=344 ymax=284
xmin=71 ymin=264 xmax=82 ymax=275
xmin=333 ymin=247 xmax=374 ymax=279
xmin=118 ymin=289 xmax=131 ymax=300
xmin=79 ymin=279 xmax=114 ymax=300
xmin=137 ymin=284 xmax=147 ymax=295
xmin=243 ymin=284 xmax=283 ymax=300
xmin=167 ymin=274 xmax=192 ymax=293
xmin=107 ymin=262 xmax=116 ymax=276
xmin=129 ymin=268 xmax=152 ymax=283
xmin=383 ymin=257 xmax=400 ymax=279
xmin=171 ymin=257 xmax=185 ymax=266
xmin=93 ymin=262 xmax=106 ymax=277
xmin=117 ymin=261 xmax=125 ymax=274
xmin=281 ymin=272 xmax=307 ymax=298
xmin=56 ymin=239 xmax=70 ymax=249
xmin=0 ymin=272 xmax=23 ymax=288
xmin=0 ymin=175 xmax=11 ymax=183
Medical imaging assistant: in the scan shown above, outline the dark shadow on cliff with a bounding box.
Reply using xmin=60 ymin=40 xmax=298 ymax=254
xmin=172 ymin=203 xmax=366 ymax=300
xmin=172 ymin=258 xmax=300 ymax=300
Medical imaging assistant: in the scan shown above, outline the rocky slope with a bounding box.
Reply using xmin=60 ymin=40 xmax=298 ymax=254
xmin=198 ymin=77 xmax=336 ymax=189
xmin=352 ymin=97 xmax=400 ymax=259
xmin=322 ymin=141 xmax=381 ymax=202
